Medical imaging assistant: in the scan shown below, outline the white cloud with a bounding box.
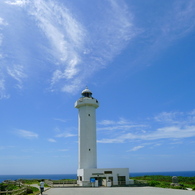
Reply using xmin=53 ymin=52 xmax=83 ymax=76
xmin=58 ymin=149 xmax=68 ymax=152
xmin=0 ymin=155 xmax=31 ymax=160
xmin=98 ymin=120 xmax=116 ymax=125
xmin=98 ymin=110 xmax=195 ymax=143
xmin=53 ymin=118 xmax=67 ymax=123
xmin=7 ymin=64 xmax=27 ymax=89
xmin=154 ymin=111 xmax=195 ymax=125
xmin=1 ymin=0 xmax=195 ymax=97
xmin=17 ymin=129 xmax=38 ymax=139
xmin=56 ymin=132 xmax=77 ymax=138
xmin=121 ymin=125 xmax=195 ymax=141
xmin=164 ymin=0 xmax=195 ymax=40
xmin=0 ymin=17 xmax=8 ymax=26
xmin=0 ymin=145 xmax=15 ymax=150
xmin=97 ymin=138 xmax=124 ymax=144
xmin=129 ymin=146 xmax=144 ymax=152
xmin=48 ymin=138 xmax=56 ymax=143
xmin=98 ymin=118 xmax=132 ymax=126
xmin=28 ymin=0 xmax=86 ymax=93
xmin=98 ymin=118 xmax=147 ymax=131
xmin=1 ymin=0 xmax=136 ymax=96
xmin=129 ymin=1 xmax=195 ymax=73
xmin=5 ymin=0 xmax=28 ymax=6
xmin=98 ymin=124 xmax=146 ymax=131
xmin=0 ymin=79 xmax=9 ymax=99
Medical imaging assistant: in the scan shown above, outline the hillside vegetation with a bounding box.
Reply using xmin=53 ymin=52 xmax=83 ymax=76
xmin=131 ymin=175 xmax=195 ymax=190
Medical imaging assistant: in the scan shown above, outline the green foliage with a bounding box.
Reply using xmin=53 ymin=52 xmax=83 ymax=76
xmin=0 ymin=183 xmax=19 ymax=191
xmin=131 ymin=175 xmax=195 ymax=190
xmin=177 ymin=176 xmax=195 ymax=185
xmin=148 ymin=180 xmax=161 ymax=186
xmin=26 ymin=186 xmax=39 ymax=194
xmin=19 ymin=179 xmax=49 ymax=187
xmin=0 ymin=183 xmax=7 ymax=191
xmin=19 ymin=179 xmax=39 ymax=185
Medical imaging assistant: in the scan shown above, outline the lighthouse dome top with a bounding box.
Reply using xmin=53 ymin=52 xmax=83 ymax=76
xmin=81 ymin=87 xmax=92 ymax=98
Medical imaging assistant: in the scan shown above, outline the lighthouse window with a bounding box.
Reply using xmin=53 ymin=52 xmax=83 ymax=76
xmin=82 ymin=92 xmax=92 ymax=98
xmin=88 ymin=114 xmax=90 ymax=116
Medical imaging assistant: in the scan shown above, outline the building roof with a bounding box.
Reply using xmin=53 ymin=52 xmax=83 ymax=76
xmin=81 ymin=88 xmax=92 ymax=94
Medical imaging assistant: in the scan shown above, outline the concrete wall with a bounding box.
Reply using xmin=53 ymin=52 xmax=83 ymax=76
xmin=77 ymin=168 xmax=130 ymax=186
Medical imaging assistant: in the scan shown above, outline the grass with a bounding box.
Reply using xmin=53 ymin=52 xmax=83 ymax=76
xmin=131 ymin=175 xmax=195 ymax=190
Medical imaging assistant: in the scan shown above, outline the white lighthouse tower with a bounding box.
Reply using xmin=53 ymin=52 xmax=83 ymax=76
xmin=75 ymin=88 xmax=130 ymax=187
xmin=75 ymin=88 xmax=99 ymax=170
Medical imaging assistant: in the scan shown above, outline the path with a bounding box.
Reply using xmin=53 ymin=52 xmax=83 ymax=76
xmin=42 ymin=187 xmax=195 ymax=195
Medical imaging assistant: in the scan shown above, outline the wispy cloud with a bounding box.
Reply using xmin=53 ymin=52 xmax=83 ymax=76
xmin=7 ymin=64 xmax=27 ymax=89
xmin=162 ymin=0 xmax=195 ymax=40
xmin=16 ymin=129 xmax=38 ymax=139
xmin=98 ymin=110 xmax=195 ymax=143
xmin=120 ymin=125 xmax=195 ymax=141
xmin=2 ymin=0 xmax=194 ymax=97
xmin=0 ymin=14 xmax=27 ymax=96
xmin=154 ymin=110 xmax=195 ymax=125
xmin=48 ymin=138 xmax=56 ymax=143
xmin=98 ymin=118 xmax=147 ymax=131
xmin=58 ymin=149 xmax=68 ymax=152
xmin=0 ymin=17 xmax=9 ymax=99
xmin=0 ymin=155 xmax=32 ymax=160
xmin=56 ymin=132 xmax=77 ymax=138
xmin=97 ymin=138 xmax=125 ymax=144
xmin=1 ymin=0 xmax=135 ymax=96
xmin=98 ymin=118 xmax=132 ymax=125
xmin=0 ymin=79 xmax=9 ymax=99
xmin=0 ymin=17 xmax=8 ymax=26
xmin=0 ymin=145 xmax=15 ymax=150
xmin=28 ymin=0 xmax=85 ymax=89
xmin=53 ymin=118 xmax=67 ymax=123
xmin=5 ymin=0 xmax=28 ymax=6
xmin=127 ymin=0 xmax=195 ymax=72
xmin=154 ymin=112 xmax=182 ymax=124
xmin=129 ymin=146 xmax=144 ymax=152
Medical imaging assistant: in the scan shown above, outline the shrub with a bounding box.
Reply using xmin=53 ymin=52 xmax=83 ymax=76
xmin=148 ymin=180 xmax=160 ymax=186
xmin=26 ymin=186 xmax=39 ymax=194
xmin=0 ymin=183 xmax=19 ymax=191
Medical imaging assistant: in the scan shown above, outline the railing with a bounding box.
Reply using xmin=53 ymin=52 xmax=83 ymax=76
xmin=0 ymin=187 xmax=27 ymax=195
xmin=51 ymin=180 xmax=78 ymax=187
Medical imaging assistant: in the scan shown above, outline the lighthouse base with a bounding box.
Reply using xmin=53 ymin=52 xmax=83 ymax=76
xmin=77 ymin=168 xmax=130 ymax=187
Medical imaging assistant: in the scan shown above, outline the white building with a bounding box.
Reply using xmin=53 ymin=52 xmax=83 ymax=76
xmin=75 ymin=88 xmax=130 ymax=186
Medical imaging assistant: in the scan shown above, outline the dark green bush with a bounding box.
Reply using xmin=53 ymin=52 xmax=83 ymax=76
xmin=148 ymin=180 xmax=160 ymax=186
xmin=26 ymin=186 xmax=39 ymax=194
xmin=0 ymin=183 xmax=19 ymax=191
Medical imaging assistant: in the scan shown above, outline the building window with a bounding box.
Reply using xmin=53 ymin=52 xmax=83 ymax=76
xmin=118 ymin=176 xmax=126 ymax=185
xmin=104 ymin=171 xmax=112 ymax=174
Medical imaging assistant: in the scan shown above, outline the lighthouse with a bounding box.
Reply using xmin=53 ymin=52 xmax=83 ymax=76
xmin=75 ymin=88 xmax=99 ymax=169
xmin=75 ymin=88 xmax=130 ymax=187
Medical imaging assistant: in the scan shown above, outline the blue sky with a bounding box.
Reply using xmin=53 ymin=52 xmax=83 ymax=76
xmin=0 ymin=0 xmax=195 ymax=175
